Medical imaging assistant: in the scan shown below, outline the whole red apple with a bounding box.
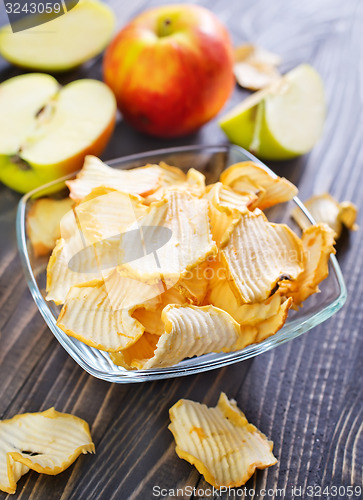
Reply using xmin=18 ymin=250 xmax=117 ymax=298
xmin=103 ymin=4 xmax=235 ymax=138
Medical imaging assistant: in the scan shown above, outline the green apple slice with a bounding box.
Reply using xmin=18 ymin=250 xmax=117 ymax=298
xmin=0 ymin=74 xmax=116 ymax=193
xmin=0 ymin=0 xmax=115 ymax=72
xmin=220 ymin=64 xmax=326 ymax=160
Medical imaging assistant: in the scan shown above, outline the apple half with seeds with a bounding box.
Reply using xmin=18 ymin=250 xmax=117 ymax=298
xmin=0 ymin=73 xmax=116 ymax=193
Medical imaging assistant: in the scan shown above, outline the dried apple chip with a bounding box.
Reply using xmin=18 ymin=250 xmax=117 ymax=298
xmin=129 ymin=262 xmax=210 ymax=338
xmin=339 ymin=202 xmax=358 ymax=232
xmin=57 ymin=270 xmax=168 ymax=351
xmin=209 ymin=277 xmax=286 ymax=324
xmin=282 ymin=223 xmax=335 ymax=305
xmin=74 ymin=187 xmax=148 ymax=245
xmin=46 ymin=189 xmax=148 ymax=304
xmin=110 ymin=332 xmax=159 ymax=369
xmin=225 ymin=297 xmax=292 ymax=351
xmin=131 ymin=283 xmax=191 ymax=337
xmin=66 ymin=156 xmax=185 ymax=201
xmin=46 ymin=209 xmax=102 ymax=305
xmin=168 ymin=393 xmax=277 ymax=488
xmin=139 ymin=305 xmax=242 ymax=369
xmin=252 ymin=297 xmax=292 ymax=344
xmin=292 ymin=193 xmax=358 ymax=238
xmin=26 ymin=197 xmax=74 ymax=257
xmin=144 ymin=167 xmax=206 ymax=203
xmin=0 ymin=408 xmax=94 ymax=495
xmin=234 ymin=43 xmax=282 ymax=90
xmin=209 ymin=275 xmax=292 ymax=348
xmin=205 ymin=182 xmax=256 ymax=247
xmin=220 ymin=162 xmax=298 ymax=210
xmin=110 ymin=305 xmax=242 ymax=370
xmin=119 ymin=190 xmax=217 ymax=283
xmin=176 ymin=260 xmax=210 ymax=305
xmin=219 ymin=210 xmax=304 ymax=303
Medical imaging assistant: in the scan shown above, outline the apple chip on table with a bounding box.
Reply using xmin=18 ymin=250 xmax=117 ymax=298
xmin=234 ymin=43 xmax=281 ymax=90
xmin=0 ymin=408 xmax=94 ymax=495
xmin=292 ymin=192 xmax=358 ymax=238
xmin=169 ymin=393 xmax=277 ymax=487
xmin=36 ymin=155 xmax=337 ymax=369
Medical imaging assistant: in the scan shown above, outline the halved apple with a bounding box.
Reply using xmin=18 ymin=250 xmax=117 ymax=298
xmin=0 ymin=73 xmax=116 ymax=193
xmin=220 ymin=64 xmax=325 ymax=160
xmin=0 ymin=0 xmax=115 ymax=72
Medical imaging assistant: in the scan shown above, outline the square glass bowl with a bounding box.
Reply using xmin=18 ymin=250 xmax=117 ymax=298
xmin=16 ymin=145 xmax=347 ymax=383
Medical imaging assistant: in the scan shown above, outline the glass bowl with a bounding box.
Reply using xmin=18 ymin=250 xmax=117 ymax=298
xmin=16 ymin=145 xmax=347 ymax=383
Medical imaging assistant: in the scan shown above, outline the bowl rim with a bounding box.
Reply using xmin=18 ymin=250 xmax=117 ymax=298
xmin=16 ymin=144 xmax=347 ymax=383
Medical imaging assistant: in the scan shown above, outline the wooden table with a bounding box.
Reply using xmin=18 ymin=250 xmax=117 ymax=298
xmin=0 ymin=0 xmax=362 ymax=498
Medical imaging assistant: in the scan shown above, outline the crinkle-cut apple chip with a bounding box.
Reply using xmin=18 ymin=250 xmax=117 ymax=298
xmin=292 ymin=193 xmax=358 ymax=238
xmin=168 ymin=392 xmax=277 ymax=488
xmin=220 ymin=161 xmax=298 ymax=210
xmin=66 ymin=156 xmax=185 ymax=201
xmin=281 ymin=223 xmax=335 ymax=306
xmin=218 ymin=210 xmax=304 ymax=303
xmin=144 ymin=167 xmax=206 ymax=203
xmin=26 ymin=197 xmax=74 ymax=257
xmin=0 ymin=408 xmax=94 ymax=495
xmin=111 ymin=304 xmax=242 ymax=370
xmin=234 ymin=43 xmax=282 ymax=91
xmin=205 ymin=182 xmax=257 ymax=247
xmin=57 ymin=270 xmax=168 ymax=352
xmin=119 ymin=190 xmax=217 ymax=283
xmin=46 ymin=188 xmax=147 ymax=304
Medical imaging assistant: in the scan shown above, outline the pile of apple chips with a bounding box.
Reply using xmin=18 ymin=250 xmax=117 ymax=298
xmin=35 ymin=156 xmax=335 ymax=369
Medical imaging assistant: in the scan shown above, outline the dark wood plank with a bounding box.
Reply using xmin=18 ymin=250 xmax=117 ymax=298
xmin=0 ymin=0 xmax=362 ymax=499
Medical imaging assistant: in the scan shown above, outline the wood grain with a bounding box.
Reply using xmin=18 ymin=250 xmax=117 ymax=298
xmin=0 ymin=0 xmax=362 ymax=499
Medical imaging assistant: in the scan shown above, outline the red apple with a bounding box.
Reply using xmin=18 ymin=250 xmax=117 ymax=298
xmin=103 ymin=3 xmax=235 ymax=138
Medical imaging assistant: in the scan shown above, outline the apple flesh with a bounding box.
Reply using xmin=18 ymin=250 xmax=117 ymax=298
xmin=0 ymin=0 xmax=115 ymax=72
xmin=103 ymin=4 xmax=235 ymax=138
xmin=0 ymin=74 xmax=116 ymax=193
xmin=220 ymin=64 xmax=326 ymax=160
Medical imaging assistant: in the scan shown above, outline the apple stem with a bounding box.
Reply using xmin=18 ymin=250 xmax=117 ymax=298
xmin=158 ymin=18 xmax=172 ymax=37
